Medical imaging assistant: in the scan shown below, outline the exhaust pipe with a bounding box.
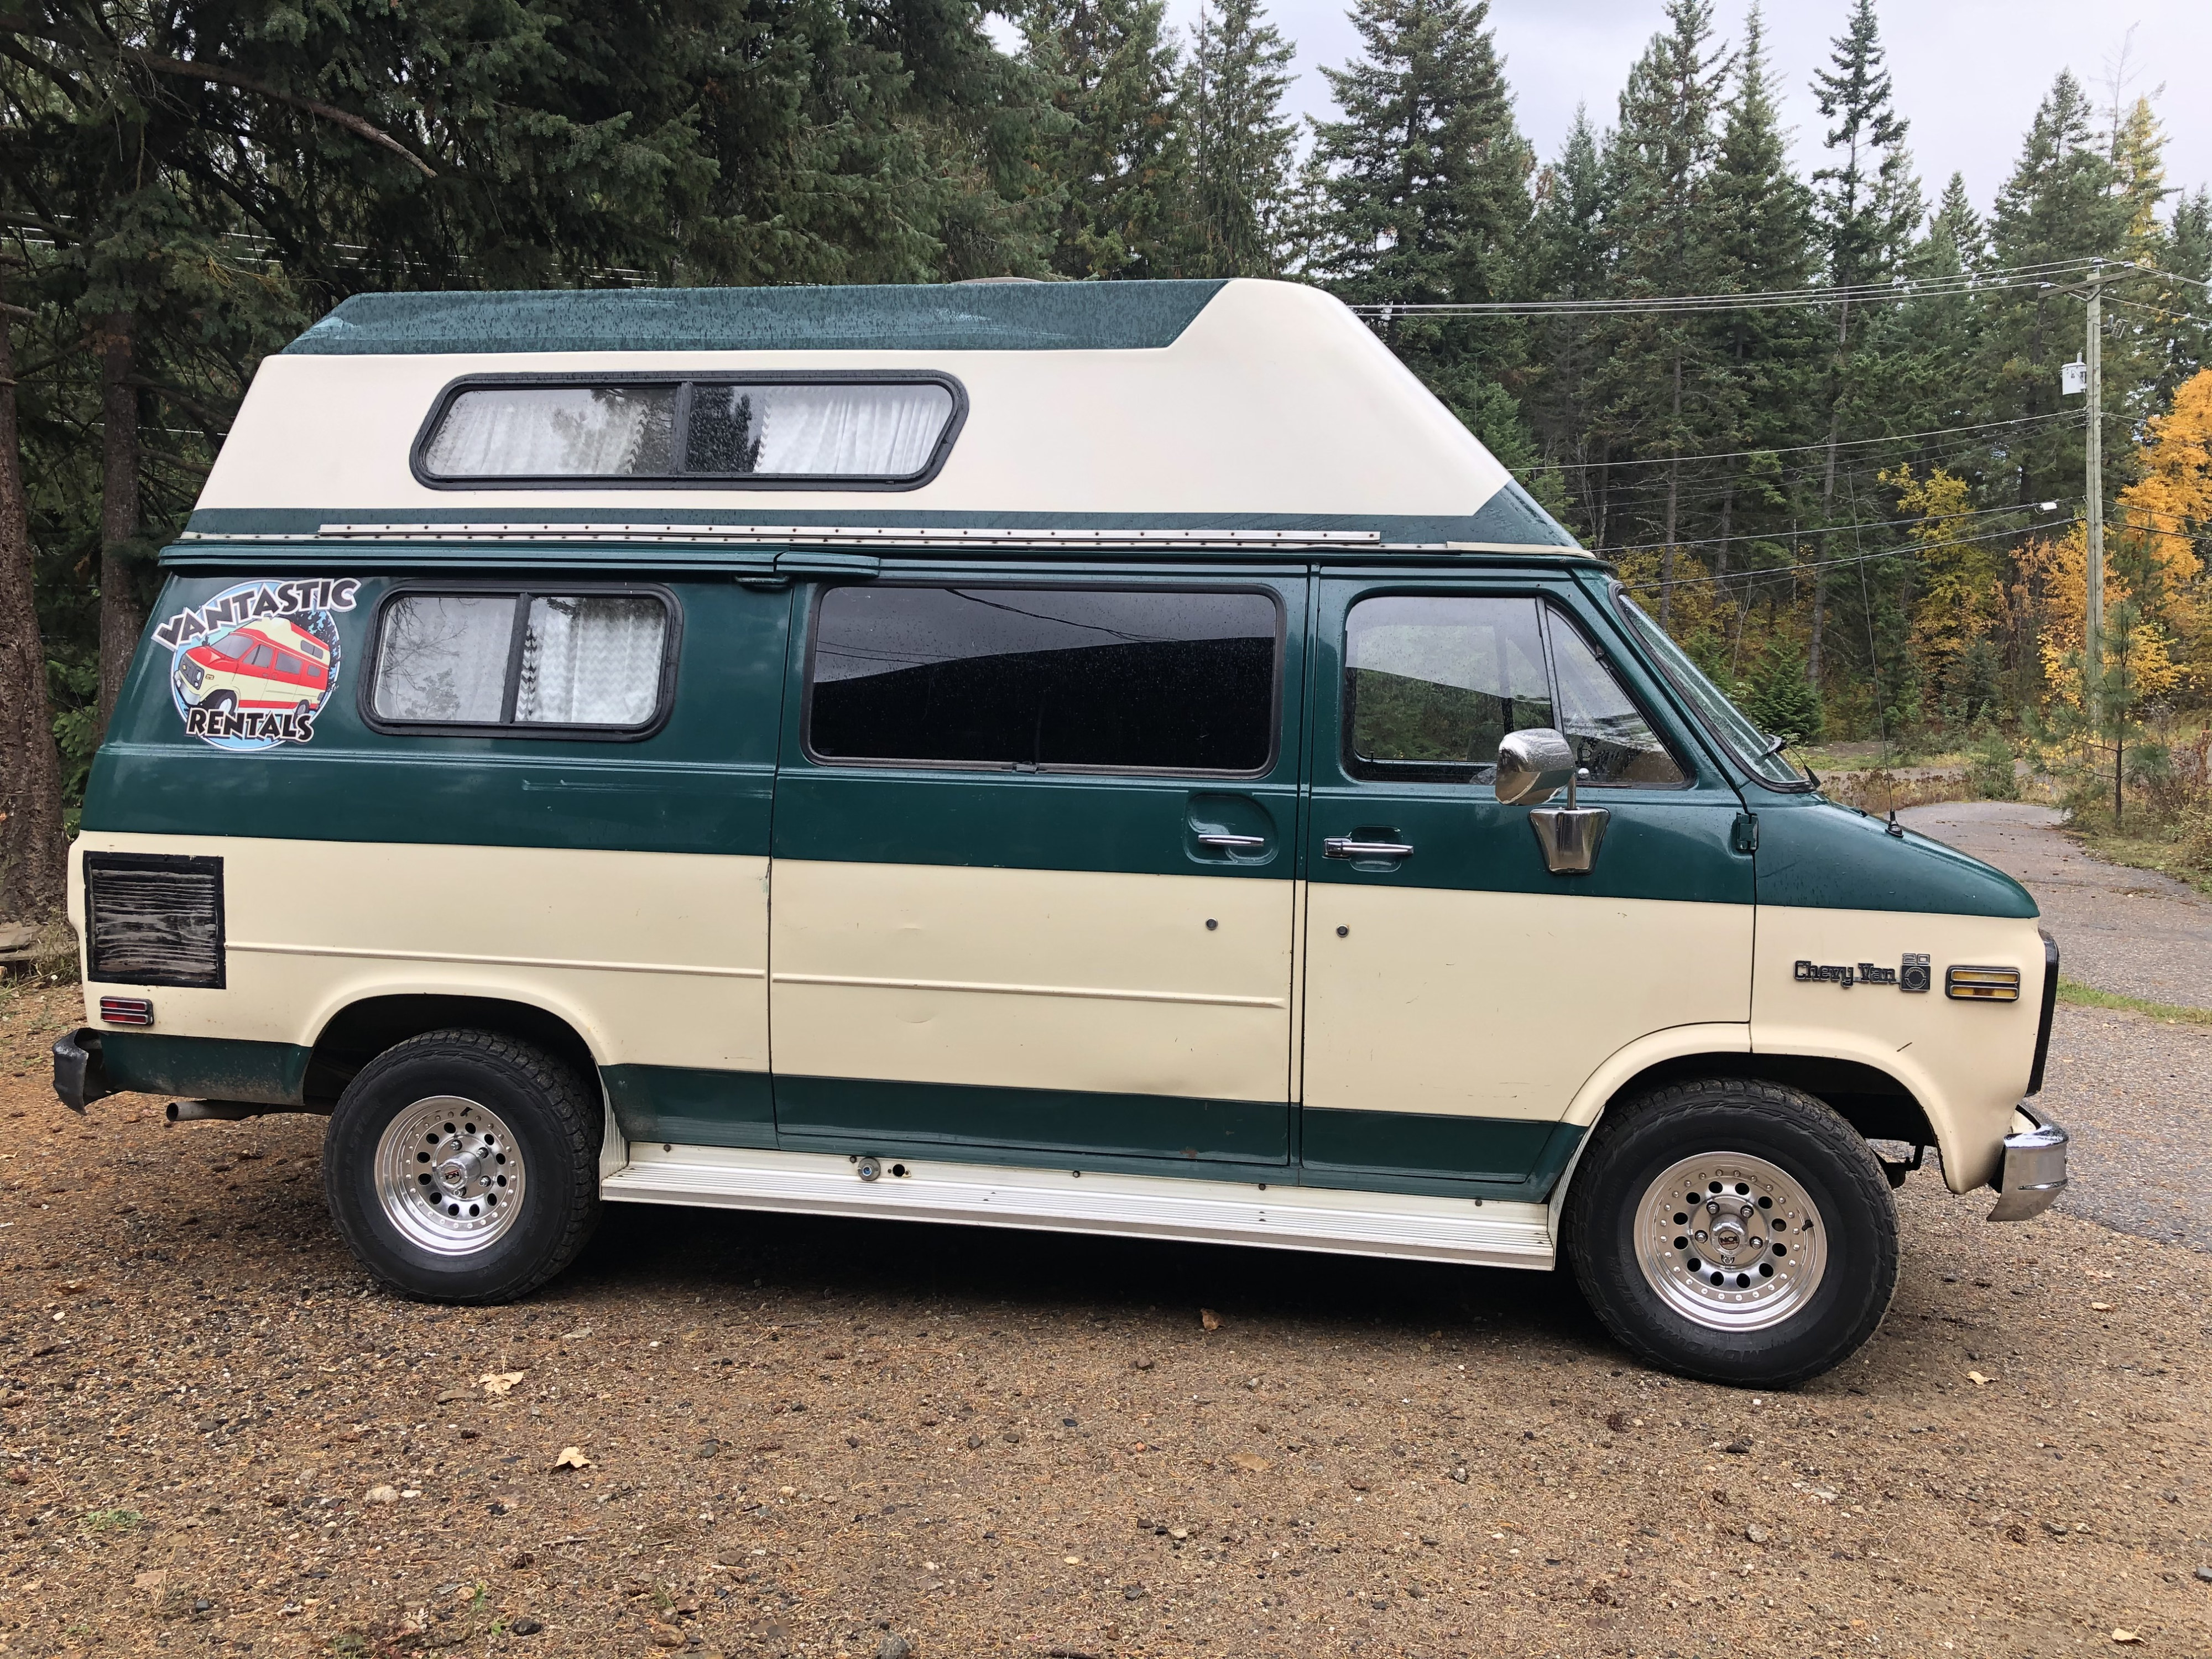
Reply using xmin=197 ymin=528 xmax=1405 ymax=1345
xmin=166 ymin=1099 xmax=290 ymax=1123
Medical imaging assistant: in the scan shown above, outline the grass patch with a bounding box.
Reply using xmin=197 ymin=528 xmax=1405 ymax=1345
xmin=80 ymin=1507 xmax=144 ymax=1536
xmin=2056 ymin=977 xmax=2212 ymax=1027
xmin=2070 ymin=828 xmax=2212 ymax=900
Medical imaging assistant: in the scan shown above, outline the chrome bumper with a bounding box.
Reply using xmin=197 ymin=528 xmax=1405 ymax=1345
xmin=1987 ymin=1106 xmax=2069 ymax=1222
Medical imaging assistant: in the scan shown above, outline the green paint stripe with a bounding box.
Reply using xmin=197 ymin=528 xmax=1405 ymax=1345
xmin=604 ymin=1064 xmax=777 ymax=1148
xmin=98 ymin=1033 xmax=312 ymax=1106
xmin=282 ymin=281 xmax=1230 ymax=356
xmin=773 ymin=1074 xmax=1292 ymax=1166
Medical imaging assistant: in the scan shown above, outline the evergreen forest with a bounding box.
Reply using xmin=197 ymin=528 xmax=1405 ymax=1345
xmin=4 ymin=0 xmax=2212 ymax=924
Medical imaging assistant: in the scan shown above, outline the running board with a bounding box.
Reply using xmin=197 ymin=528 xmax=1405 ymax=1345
xmin=602 ymin=1145 xmax=1555 ymax=1270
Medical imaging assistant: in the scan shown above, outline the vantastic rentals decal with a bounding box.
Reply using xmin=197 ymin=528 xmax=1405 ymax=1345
xmin=157 ymin=578 xmax=359 ymax=752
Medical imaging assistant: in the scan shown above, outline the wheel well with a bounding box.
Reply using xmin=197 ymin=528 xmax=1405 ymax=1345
xmin=1601 ymin=1052 xmax=1937 ymax=1150
xmin=305 ymin=995 xmax=599 ymax=1109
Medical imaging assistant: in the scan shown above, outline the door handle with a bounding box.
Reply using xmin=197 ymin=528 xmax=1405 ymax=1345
xmin=1324 ymin=837 xmax=1413 ymax=860
xmin=1196 ymin=833 xmax=1268 ymax=850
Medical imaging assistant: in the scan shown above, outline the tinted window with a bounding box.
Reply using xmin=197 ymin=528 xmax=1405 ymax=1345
xmin=1345 ymin=596 xmax=1553 ymax=781
xmin=1344 ymin=595 xmax=1683 ymax=787
xmin=809 ymin=586 xmax=1279 ymax=772
xmin=371 ymin=590 xmax=672 ymax=732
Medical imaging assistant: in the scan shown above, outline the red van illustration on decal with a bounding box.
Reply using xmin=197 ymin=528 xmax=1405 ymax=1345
xmin=173 ymin=616 xmax=333 ymax=722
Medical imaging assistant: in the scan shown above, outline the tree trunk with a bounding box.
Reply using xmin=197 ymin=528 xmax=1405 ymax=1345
xmin=0 ymin=296 xmax=69 ymax=920
xmin=1812 ymin=296 xmax=1851 ymax=690
xmin=97 ymin=311 xmax=145 ymax=737
xmin=1661 ymin=348 xmax=1682 ymax=631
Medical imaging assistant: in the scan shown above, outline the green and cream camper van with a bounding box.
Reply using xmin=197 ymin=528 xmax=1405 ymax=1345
xmin=53 ymin=279 xmax=2065 ymax=1386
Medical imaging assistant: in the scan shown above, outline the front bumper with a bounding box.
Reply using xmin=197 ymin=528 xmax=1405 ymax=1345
xmin=1987 ymin=1104 xmax=2069 ymax=1221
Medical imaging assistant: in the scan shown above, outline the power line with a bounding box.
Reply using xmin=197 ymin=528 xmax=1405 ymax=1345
xmin=1616 ymin=515 xmax=2077 ymax=591
xmin=1600 ymin=500 xmax=2070 ymax=558
xmin=1520 ymin=408 xmax=2086 ymax=474
xmin=1346 ymin=258 xmax=2122 ymax=320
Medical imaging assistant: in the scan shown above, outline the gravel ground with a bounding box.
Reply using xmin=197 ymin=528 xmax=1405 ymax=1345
xmin=1897 ymin=803 xmax=2212 ymax=1010
xmin=5 ymin=983 xmax=2212 ymax=1659
xmin=1896 ymin=802 xmax=2212 ymax=1254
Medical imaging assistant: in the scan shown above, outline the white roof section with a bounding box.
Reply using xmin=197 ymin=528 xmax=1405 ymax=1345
xmin=188 ymin=280 xmax=1580 ymax=552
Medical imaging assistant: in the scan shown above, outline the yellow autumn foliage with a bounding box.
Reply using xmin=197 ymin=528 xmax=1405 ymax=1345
xmin=1882 ymin=463 xmax=1999 ymax=688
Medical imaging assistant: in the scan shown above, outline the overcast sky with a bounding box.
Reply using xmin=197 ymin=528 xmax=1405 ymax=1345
xmin=1151 ymin=0 xmax=2212 ymax=224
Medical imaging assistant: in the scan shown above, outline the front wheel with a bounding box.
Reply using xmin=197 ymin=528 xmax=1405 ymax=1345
xmin=1563 ymin=1078 xmax=1898 ymax=1387
xmin=324 ymin=1029 xmax=602 ymax=1302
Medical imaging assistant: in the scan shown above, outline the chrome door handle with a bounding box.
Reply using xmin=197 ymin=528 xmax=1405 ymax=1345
xmin=1196 ymin=833 xmax=1268 ymax=849
xmin=1324 ymin=837 xmax=1413 ymax=859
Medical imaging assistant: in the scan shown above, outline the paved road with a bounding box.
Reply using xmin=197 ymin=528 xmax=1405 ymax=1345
xmin=1899 ymin=802 xmax=2212 ymax=1253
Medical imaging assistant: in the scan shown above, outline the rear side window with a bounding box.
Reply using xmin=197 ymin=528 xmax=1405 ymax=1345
xmin=1345 ymin=595 xmax=1683 ymax=786
xmin=368 ymin=588 xmax=677 ymax=736
xmin=807 ymin=585 xmax=1280 ymax=773
xmin=416 ymin=376 xmax=962 ymax=487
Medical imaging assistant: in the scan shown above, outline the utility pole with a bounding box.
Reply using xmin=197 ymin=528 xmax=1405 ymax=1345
xmin=2083 ymin=264 xmax=2104 ymax=726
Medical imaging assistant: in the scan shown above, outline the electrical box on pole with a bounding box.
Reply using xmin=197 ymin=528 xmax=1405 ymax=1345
xmin=2062 ymin=358 xmax=2088 ymax=395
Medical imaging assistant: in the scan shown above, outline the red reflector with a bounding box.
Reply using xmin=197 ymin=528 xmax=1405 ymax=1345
xmin=98 ymin=997 xmax=155 ymax=1027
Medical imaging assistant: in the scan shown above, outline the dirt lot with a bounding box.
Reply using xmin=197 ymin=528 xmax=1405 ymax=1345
xmin=3 ymin=978 xmax=2210 ymax=1659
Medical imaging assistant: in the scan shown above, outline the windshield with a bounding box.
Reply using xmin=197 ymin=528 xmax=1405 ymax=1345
xmin=1611 ymin=589 xmax=1808 ymax=788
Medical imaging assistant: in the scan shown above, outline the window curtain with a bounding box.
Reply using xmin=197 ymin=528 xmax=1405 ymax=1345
xmin=515 ymin=596 xmax=666 ymax=724
xmin=422 ymin=387 xmax=676 ymax=477
xmin=745 ymin=383 xmax=953 ymax=476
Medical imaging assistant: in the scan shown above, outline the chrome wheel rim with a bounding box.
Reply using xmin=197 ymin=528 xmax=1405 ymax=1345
xmin=374 ymin=1095 xmax=525 ymax=1255
xmin=1635 ymin=1152 xmax=1828 ymax=1331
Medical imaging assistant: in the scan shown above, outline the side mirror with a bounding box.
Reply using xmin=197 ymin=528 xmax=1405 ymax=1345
xmin=1493 ymin=728 xmax=1576 ymax=805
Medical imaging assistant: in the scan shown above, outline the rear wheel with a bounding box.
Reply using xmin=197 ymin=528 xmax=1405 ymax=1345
xmin=324 ymin=1029 xmax=601 ymax=1302
xmin=1563 ymin=1078 xmax=1897 ymax=1387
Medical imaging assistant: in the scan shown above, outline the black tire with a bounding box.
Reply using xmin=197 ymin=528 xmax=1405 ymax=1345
xmin=324 ymin=1028 xmax=602 ymax=1302
xmin=1562 ymin=1078 xmax=1898 ymax=1388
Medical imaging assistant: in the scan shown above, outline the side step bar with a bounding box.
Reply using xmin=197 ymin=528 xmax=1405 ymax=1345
xmin=602 ymin=1145 xmax=1555 ymax=1270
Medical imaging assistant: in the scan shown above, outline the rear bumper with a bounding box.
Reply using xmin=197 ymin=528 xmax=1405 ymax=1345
xmin=1987 ymin=1104 xmax=2068 ymax=1222
xmin=52 ymin=1027 xmax=111 ymax=1115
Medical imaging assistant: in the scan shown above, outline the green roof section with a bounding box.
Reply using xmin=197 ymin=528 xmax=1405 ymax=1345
xmin=283 ymin=280 xmax=1232 ymax=356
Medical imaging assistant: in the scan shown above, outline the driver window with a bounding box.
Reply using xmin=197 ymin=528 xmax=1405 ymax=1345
xmin=1344 ymin=596 xmax=1554 ymax=781
xmin=1343 ymin=593 xmax=1684 ymax=787
xmin=1544 ymin=610 xmax=1686 ymax=786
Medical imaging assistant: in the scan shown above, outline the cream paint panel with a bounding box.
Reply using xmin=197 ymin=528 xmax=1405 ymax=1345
xmin=1302 ymin=888 xmax=1752 ymax=1121
xmin=196 ymin=282 xmax=1518 ymax=521
xmin=1753 ymin=906 xmax=2047 ymax=1193
xmin=769 ymin=860 xmax=1293 ymax=1101
xmin=71 ymin=834 xmax=768 ymax=1072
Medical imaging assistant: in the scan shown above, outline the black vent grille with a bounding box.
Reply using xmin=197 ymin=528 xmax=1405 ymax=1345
xmin=85 ymin=854 xmax=226 ymax=989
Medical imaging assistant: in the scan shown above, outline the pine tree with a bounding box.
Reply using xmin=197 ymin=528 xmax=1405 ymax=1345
xmin=1599 ymin=0 xmax=1729 ymax=626
xmin=1180 ymin=0 xmax=1300 ymax=277
xmin=1704 ymin=4 xmax=1814 ymax=589
xmin=1981 ymin=72 xmax=2134 ymax=514
xmin=1022 ymin=0 xmax=1187 ymax=279
xmin=1806 ymin=0 xmax=1920 ymax=693
xmin=1524 ymin=109 xmax=1614 ymax=541
xmin=1307 ymin=0 xmax=1539 ymax=487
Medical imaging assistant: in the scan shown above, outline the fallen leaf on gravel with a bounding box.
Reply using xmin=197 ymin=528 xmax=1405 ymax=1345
xmin=1228 ymin=1452 xmax=1270 ymax=1474
xmin=1968 ymin=1370 xmax=1990 ymax=1385
xmin=2091 ymin=1301 xmax=2114 ymax=1311
xmin=478 ymin=1371 xmax=525 ymax=1396
xmin=1199 ymin=1308 xmax=1220 ymax=1331
xmin=2111 ymin=1631 xmax=2142 ymax=1645
xmin=135 ymin=1569 xmax=168 ymax=1591
xmin=365 ymin=1485 xmax=399 ymax=1504
xmin=553 ymin=1447 xmax=591 ymax=1470
xmin=560 ymin=1328 xmax=592 ymax=1340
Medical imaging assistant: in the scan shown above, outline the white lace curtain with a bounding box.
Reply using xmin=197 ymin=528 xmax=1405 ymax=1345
xmin=420 ymin=382 xmax=951 ymax=478
xmin=515 ymin=596 xmax=666 ymax=725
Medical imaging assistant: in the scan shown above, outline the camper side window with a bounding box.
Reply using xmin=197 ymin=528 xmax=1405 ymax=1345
xmin=806 ymin=584 xmax=1281 ymax=774
xmin=368 ymin=588 xmax=677 ymax=737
